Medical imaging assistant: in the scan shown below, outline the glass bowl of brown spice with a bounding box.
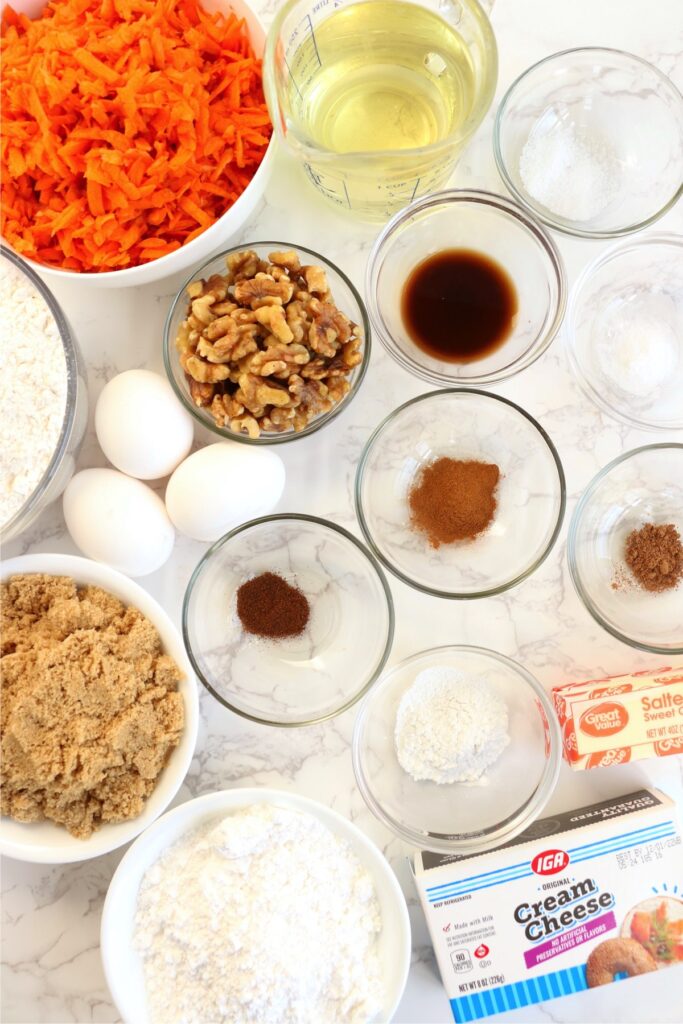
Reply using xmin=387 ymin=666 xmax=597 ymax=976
xmin=568 ymin=444 xmax=683 ymax=653
xmin=182 ymin=514 xmax=394 ymax=726
xmin=355 ymin=390 xmax=566 ymax=598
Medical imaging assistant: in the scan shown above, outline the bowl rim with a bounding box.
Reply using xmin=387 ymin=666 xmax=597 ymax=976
xmin=0 ymin=246 xmax=83 ymax=540
xmin=493 ymin=46 xmax=683 ymax=240
xmin=354 ymin=388 xmax=567 ymax=599
xmin=182 ymin=512 xmax=395 ymax=725
xmin=100 ymin=786 xmax=412 ymax=1024
xmin=564 ymin=232 xmax=683 ymax=432
xmin=0 ymin=553 xmax=199 ymax=863
xmin=352 ymin=643 xmax=562 ymax=855
xmin=163 ymin=240 xmax=372 ymax=445
xmin=365 ymin=187 xmax=567 ymax=387
xmin=567 ymin=442 xmax=683 ymax=655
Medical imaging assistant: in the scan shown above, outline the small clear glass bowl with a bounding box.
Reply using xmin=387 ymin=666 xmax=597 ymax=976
xmin=355 ymin=390 xmax=566 ymax=598
xmin=182 ymin=514 xmax=394 ymax=726
xmin=163 ymin=241 xmax=370 ymax=445
xmin=365 ymin=189 xmax=566 ymax=387
xmin=352 ymin=645 xmax=561 ymax=855
xmin=0 ymin=247 xmax=88 ymax=543
xmin=494 ymin=48 xmax=683 ymax=239
xmin=566 ymin=234 xmax=683 ymax=431
xmin=568 ymin=445 xmax=683 ymax=654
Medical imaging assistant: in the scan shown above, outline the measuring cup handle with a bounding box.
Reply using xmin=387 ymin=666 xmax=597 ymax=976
xmin=439 ymin=0 xmax=496 ymax=23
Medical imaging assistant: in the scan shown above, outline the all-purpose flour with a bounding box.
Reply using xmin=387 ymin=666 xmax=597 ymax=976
xmin=133 ymin=804 xmax=384 ymax=1024
xmin=0 ymin=260 xmax=67 ymax=529
xmin=395 ymin=667 xmax=510 ymax=784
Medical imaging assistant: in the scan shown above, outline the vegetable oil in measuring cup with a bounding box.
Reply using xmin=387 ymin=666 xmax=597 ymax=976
xmin=288 ymin=1 xmax=476 ymax=155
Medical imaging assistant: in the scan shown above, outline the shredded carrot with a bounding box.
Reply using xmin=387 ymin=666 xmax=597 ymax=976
xmin=0 ymin=0 xmax=272 ymax=272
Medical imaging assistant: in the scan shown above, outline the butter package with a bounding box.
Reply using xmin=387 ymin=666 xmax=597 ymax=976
xmin=552 ymin=665 xmax=683 ymax=769
xmin=413 ymin=789 xmax=683 ymax=1023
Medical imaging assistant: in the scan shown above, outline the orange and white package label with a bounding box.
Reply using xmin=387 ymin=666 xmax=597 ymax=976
xmin=412 ymin=789 xmax=683 ymax=1023
xmin=552 ymin=665 xmax=683 ymax=769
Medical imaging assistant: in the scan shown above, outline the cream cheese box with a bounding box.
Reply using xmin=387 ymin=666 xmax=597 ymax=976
xmin=413 ymin=789 xmax=683 ymax=1022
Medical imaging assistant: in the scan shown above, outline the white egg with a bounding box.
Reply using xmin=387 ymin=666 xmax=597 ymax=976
xmin=95 ymin=369 xmax=194 ymax=480
xmin=63 ymin=468 xmax=175 ymax=577
xmin=165 ymin=442 xmax=285 ymax=542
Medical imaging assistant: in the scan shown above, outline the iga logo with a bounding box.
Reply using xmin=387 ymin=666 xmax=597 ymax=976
xmin=531 ymin=849 xmax=570 ymax=875
xmin=579 ymin=701 xmax=628 ymax=737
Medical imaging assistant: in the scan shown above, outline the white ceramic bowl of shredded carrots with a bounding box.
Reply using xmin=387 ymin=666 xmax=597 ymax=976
xmin=0 ymin=0 xmax=274 ymax=286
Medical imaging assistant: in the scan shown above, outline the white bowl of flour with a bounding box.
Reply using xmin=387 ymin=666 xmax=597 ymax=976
xmin=101 ymin=788 xmax=411 ymax=1024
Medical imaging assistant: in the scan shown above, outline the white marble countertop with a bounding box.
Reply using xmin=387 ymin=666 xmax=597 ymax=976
xmin=2 ymin=0 xmax=683 ymax=1020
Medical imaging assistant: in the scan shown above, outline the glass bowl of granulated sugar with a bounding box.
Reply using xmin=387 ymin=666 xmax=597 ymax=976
xmin=494 ymin=48 xmax=683 ymax=238
xmin=0 ymin=247 xmax=88 ymax=542
xmin=352 ymin=645 xmax=561 ymax=855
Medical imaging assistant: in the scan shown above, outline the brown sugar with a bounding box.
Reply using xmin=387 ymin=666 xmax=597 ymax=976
xmin=1 ymin=574 xmax=184 ymax=838
xmin=408 ymin=457 xmax=500 ymax=548
xmin=624 ymin=523 xmax=683 ymax=593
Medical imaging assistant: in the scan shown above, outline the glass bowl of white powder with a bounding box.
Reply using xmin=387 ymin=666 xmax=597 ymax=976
xmin=494 ymin=48 xmax=683 ymax=238
xmin=565 ymin=235 xmax=683 ymax=431
xmin=352 ymin=645 xmax=561 ymax=855
xmin=0 ymin=247 xmax=88 ymax=542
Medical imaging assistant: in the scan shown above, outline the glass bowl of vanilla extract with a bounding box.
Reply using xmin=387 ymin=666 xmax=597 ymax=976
xmin=366 ymin=189 xmax=567 ymax=387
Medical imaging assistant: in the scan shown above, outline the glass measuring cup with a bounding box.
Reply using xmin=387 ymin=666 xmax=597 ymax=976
xmin=264 ymin=0 xmax=497 ymax=221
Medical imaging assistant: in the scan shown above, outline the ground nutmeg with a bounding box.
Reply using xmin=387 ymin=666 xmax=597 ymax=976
xmin=408 ymin=457 xmax=500 ymax=548
xmin=236 ymin=572 xmax=310 ymax=639
xmin=624 ymin=522 xmax=683 ymax=593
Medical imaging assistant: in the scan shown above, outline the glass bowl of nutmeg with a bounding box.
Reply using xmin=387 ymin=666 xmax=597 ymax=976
xmin=163 ymin=242 xmax=371 ymax=444
xmin=182 ymin=514 xmax=395 ymax=726
xmin=355 ymin=389 xmax=566 ymax=599
xmin=568 ymin=444 xmax=683 ymax=654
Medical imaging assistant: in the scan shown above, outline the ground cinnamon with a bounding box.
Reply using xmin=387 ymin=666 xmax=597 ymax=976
xmin=624 ymin=523 xmax=683 ymax=593
xmin=236 ymin=572 xmax=310 ymax=639
xmin=408 ymin=457 xmax=500 ymax=548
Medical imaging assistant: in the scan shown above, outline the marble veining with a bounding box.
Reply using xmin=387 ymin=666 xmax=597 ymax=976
xmin=2 ymin=0 xmax=683 ymax=1021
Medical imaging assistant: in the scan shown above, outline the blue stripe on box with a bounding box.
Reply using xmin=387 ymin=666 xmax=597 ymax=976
xmin=426 ymin=858 xmax=531 ymax=893
xmin=481 ymin=989 xmax=495 ymax=1016
xmin=567 ymin=821 xmax=674 ymax=857
xmin=450 ymin=964 xmax=588 ymax=1022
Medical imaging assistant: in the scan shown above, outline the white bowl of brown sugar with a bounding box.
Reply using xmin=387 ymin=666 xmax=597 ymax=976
xmin=0 ymin=554 xmax=198 ymax=863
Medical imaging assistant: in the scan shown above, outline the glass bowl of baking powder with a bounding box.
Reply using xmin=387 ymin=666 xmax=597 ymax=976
xmin=353 ymin=644 xmax=561 ymax=855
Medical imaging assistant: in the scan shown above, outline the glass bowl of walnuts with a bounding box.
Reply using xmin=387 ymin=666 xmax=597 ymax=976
xmin=163 ymin=242 xmax=371 ymax=444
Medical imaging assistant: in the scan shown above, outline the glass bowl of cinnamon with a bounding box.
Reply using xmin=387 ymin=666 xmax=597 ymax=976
xmin=354 ymin=389 xmax=566 ymax=599
xmin=182 ymin=514 xmax=394 ymax=726
xmin=568 ymin=444 xmax=683 ymax=654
